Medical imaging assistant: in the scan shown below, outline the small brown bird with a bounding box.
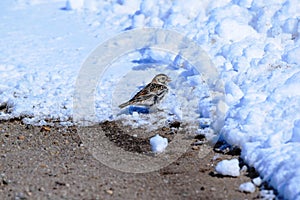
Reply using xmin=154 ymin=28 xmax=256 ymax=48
xmin=119 ymin=74 xmax=171 ymax=109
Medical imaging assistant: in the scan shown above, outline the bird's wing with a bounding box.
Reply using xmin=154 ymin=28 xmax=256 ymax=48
xmin=127 ymin=83 xmax=168 ymax=104
xmin=128 ymin=83 xmax=154 ymax=102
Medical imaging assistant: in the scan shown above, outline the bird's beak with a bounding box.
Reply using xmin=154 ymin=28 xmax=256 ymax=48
xmin=167 ymin=77 xmax=172 ymax=82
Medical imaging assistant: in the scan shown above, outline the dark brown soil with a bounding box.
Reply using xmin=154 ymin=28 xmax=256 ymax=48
xmin=0 ymin=120 xmax=264 ymax=200
xmin=100 ymin=120 xmax=177 ymax=153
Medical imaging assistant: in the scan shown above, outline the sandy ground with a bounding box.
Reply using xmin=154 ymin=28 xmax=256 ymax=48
xmin=0 ymin=120 xmax=265 ymax=199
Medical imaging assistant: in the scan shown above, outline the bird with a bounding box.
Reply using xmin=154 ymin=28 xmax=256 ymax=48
xmin=119 ymin=74 xmax=171 ymax=109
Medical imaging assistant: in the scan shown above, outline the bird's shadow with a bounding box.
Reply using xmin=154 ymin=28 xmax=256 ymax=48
xmin=129 ymin=106 xmax=149 ymax=114
xmin=119 ymin=106 xmax=150 ymax=115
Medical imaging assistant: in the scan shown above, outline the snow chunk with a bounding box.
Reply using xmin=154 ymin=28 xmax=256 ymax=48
xmin=225 ymin=81 xmax=244 ymax=106
xmin=170 ymin=106 xmax=183 ymax=121
xmin=274 ymin=71 xmax=300 ymax=98
xmin=235 ymin=0 xmax=252 ymax=8
xmin=283 ymin=18 xmax=298 ymax=34
xmin=215 ymin=18 xmax=257 ymax=42
xmin=65 ymin=0 xmax=84 ymax=10
xmin=284 ymin=47 xmax=300 ymax=65
xmin=239 ymin=182 xmax=256 ymax=193
xmin=150 ymin=134 xmax=168 ymax=153
xmin=215 ymin=158 xmax=240 ymax=177
xmin=290 ymin=119 xmax=300 ymax=142
xmin=132 ymin=112 xmax=139 ymax=118
xmin=252 ymin=177 xmax=263 ymax=187
xmin=260 ymin=190 xmax=276 ymax=200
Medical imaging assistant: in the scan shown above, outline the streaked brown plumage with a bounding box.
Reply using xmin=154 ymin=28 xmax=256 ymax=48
xmin=119 ymin=74 xmax=171 ymax=109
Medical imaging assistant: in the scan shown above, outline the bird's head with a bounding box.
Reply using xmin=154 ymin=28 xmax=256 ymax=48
xmin=152 ymin=74 xmax=171 ymax=85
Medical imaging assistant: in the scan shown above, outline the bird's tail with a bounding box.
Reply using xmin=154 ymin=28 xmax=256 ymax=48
xmin=119 ymin=101 xmax=130 ymax=108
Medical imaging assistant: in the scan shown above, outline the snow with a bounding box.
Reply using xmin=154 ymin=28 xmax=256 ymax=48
xmin=260 ymin=190 xmax=276 ymax=200
xmin=284 ymin=47 xmax=300 ymax=65
xmin=215 ymin=158 xmax=240 ymax=177
xmin=65 ymin=0 xmax=84 ymax=10
xmin=150 ymin=134 xmax=168 ymax=153
xmin=239 ymin=182 xmax=256 ymax=193
xmin=252 ymin=177 xmax=263 ymax=187
xmin=1 ymin=0 xmax=300 ymax=199
xmin=215 ymin=18 xmax=258 ymax=42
